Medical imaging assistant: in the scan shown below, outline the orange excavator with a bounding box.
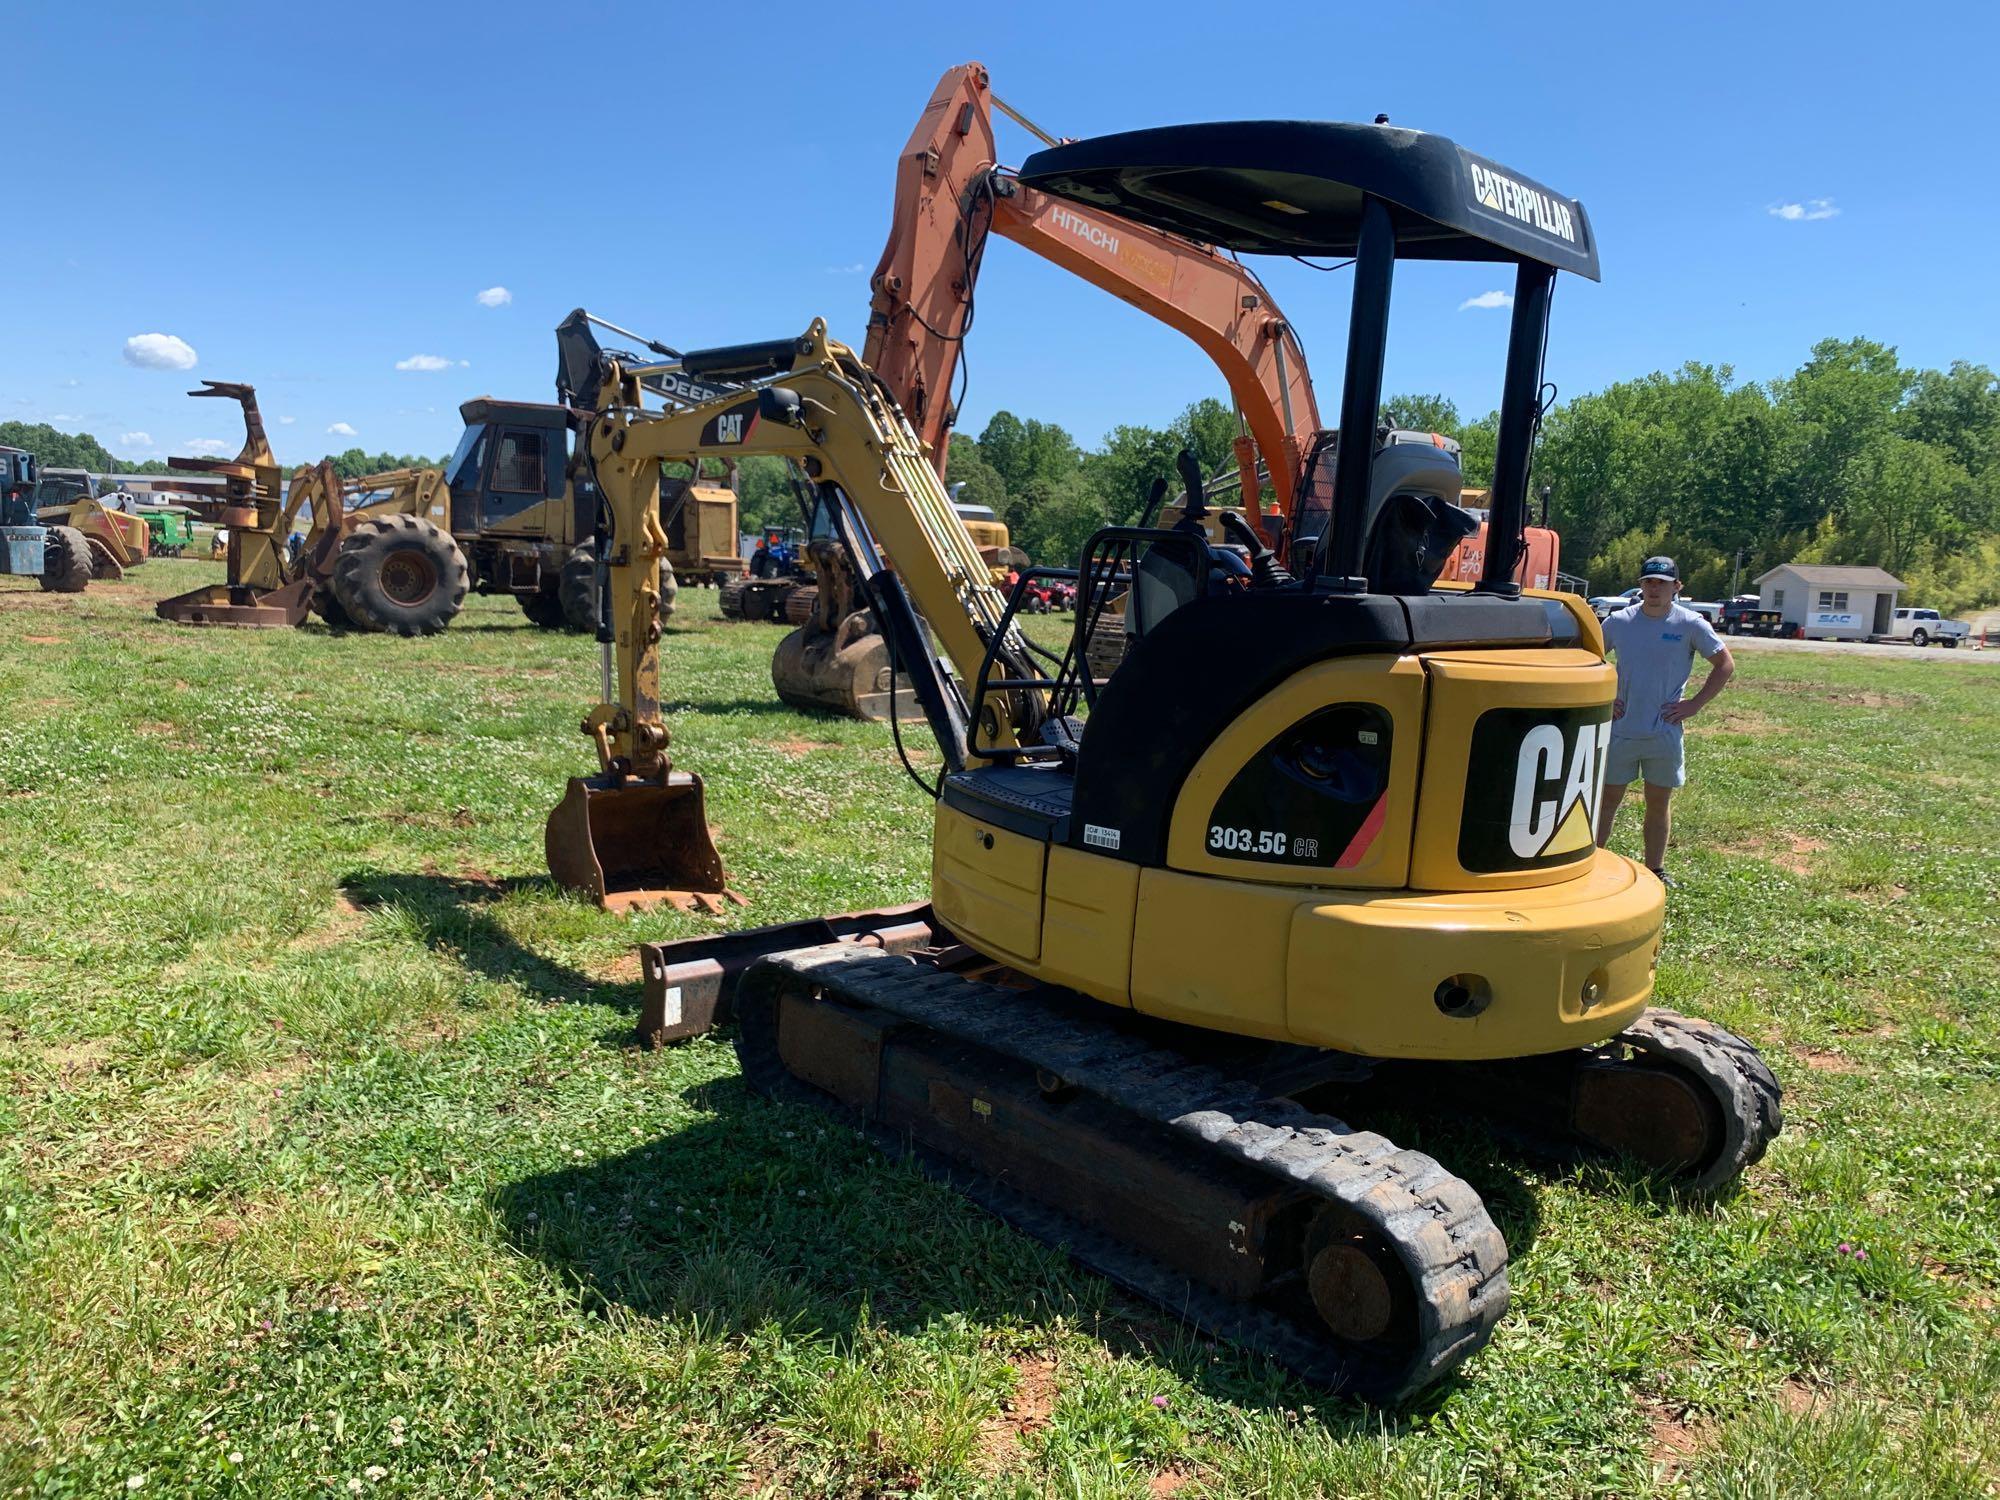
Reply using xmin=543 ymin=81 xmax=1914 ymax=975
xmin=863 ymin=62 xmax=1560 ymax=587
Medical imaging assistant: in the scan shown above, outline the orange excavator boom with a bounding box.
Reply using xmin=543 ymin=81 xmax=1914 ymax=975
xmin=862 ymin=63 xmax=1563 ymax=586
xmin=862 ymin=63 xmax=1318 ymax=538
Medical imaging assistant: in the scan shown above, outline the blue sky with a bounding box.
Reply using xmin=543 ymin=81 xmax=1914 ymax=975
xmin=6 ymin=1 xmax=1995 ymax=470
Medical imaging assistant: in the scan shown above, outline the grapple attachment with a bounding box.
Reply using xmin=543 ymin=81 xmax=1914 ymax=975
xmin=544 ymin=772 xmax=728 ymax=913
xmin=156 ymin=580 xmax=315 ymax=627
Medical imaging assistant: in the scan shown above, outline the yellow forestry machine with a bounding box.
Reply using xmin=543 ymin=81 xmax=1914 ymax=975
xmin=155 ymin=325 xmax=745 ymax=633
xmin=541 ymin=121 xmax=1781 ymax=1401
xmin=156 ymin=382 xmax=346 ymax=627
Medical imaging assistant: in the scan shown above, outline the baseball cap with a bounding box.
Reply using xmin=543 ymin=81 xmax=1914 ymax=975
xmin=1639 ymin=556 xmax=1679 ymax=580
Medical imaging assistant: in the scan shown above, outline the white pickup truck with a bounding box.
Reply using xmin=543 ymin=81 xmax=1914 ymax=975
xmin=1881 ymin=607 xmax=1970 ymax=648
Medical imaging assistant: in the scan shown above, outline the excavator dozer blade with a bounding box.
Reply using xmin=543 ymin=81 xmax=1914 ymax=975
xmin=771 ymin=619 xmax=922 ymax=722
xmin=544 ymin=772 xmax=729 ymax=914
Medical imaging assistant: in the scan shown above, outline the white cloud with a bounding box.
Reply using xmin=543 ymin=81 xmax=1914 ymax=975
xmin=120 ymin=431 xmax=154 ymax=448
xmin=1459 ymin=290 xmax=1514 ymax=311
xmin=1769 ymin=197 xmax=1838 ymax=222
xmin=395 ymin=353 xmax=454 ymax=372
xmin=50 ymin=413 xmax=83 ymax=423
xmin=327 ymin=422 xmax=358 ymax=437
xmin=278 ymin=415 xmax=296 ymax=425
xmin=182 ymin=438 xmax=231 ymax=456
xmin=60 ymin=378 xmax=80 ymax=388
xmin=123 ymin=333 xmax=199 ymax=371
xmin=823 ymin=262 xmax=867 ymax=275
xmin=476 ymin=286 xmax=512 ymax=307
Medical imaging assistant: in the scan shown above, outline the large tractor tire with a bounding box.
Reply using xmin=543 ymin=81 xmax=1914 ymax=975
xmin=330 ymin=516 xmax=469 ymax=637
xmin=85 ymin=537 xmax=126 ymax=581
xmin=559 ymin=540 xmax=677 ymax=633
xmin=519 ymin=585 xmax=567 ymax=630
xmin=37 ymin=527 xmax=92 ymax=594
xmin=313 ymin=588 xmax=357 ymax=630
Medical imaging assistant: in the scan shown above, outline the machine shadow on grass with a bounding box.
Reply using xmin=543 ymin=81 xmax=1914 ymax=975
xmin=488 ymin=1096 xmax=1457 ymax=1421
xmin=490 ymin=1069 xmax=1551 ymax=1421
xmin=341 ymin=869 xmax=644 ymax=1018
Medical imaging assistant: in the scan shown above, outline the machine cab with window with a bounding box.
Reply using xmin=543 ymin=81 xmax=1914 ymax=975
xmin=449 ymin=398 xmax=578 ymax=539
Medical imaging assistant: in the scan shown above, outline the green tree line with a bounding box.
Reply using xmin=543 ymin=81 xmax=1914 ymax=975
xmin=0 ymin=422 xmax=445 ymax=484
xmin=17 ymin=335 xmax=1997 ymax=612
xmin=734 ymin=338 xmax=1998 ymax=612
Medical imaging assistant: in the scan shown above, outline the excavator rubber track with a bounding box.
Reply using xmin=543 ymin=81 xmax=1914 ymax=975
xmin=734 ymin=943 xmax=1511 ymax=1403
xmin=1320 ymin=1009 xmax=1783 ymax=1196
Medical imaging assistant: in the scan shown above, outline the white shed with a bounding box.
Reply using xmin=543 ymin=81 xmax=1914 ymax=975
xmin=1753 ymin=564 xmax=1905 ymax=641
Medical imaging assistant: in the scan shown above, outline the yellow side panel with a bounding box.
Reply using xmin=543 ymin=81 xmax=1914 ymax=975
xmin=1036 ymin=845 xmax=1138 ymax=1006
xmin=1410 ymin=649 xmax=1615 ymax=892
xmin=1129 ymin=868 xmax=1296 ymax=1040
xmin=930 ymin=803 xmax=1046 ymax=966
xmin=1286 ymin=849 xmax=1662 ymax=1058
xmin=1129 ymin=850 xmax=1662 ymax=1056
xmin=1165 ymin=655 xmax=1427 ymax=888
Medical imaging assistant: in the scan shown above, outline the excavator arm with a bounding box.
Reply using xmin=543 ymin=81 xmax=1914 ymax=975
xmin=545 ymin=319 xmax=1044 ymax=909
xmin=863 ymin=63 xmax=1320 ymax=533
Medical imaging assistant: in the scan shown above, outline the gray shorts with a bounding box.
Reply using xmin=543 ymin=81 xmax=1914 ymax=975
xmin=1605 ymin=731 xmax=1685 ymax=789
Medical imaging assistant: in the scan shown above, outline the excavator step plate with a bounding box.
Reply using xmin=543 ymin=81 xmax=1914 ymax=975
xmin=545 ymin=772 xmax=729 ymax=914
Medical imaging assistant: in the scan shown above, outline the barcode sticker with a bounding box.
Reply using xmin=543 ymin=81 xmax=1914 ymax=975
xmin=1083 ymin=824 xmax=1121 ymax=851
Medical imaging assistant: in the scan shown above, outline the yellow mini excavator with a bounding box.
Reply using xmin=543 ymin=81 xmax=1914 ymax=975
xmin=542 ymin=121 xmax=1781 ymax=1400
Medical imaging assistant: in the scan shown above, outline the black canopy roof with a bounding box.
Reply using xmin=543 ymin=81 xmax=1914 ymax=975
xmin=1017 ymin=121 xmax=1598 ymax=281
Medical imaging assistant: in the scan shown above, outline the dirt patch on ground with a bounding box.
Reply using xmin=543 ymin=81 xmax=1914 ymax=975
xmin=1762 ymin=681 xmax=1918 ymax=710
xmin=1643 ymin=1400 xmax=1705 ymax=1484
xmin=33 ymin=1038 xmax=113 ymax=1082
xmin=593 ymin=951 xmax=643 ymax=984
xmin=1775 ymin=835 xmax=1825 ymax=874
xmin=974 ymin=1355 xmax=1060 ymax=1474
xmin=1714 ymin=707 xmax=1784 ymax=737
xmin=770 ymin=737 xmax=842 ymax=759
xmin=1725 ymin=832 xmax=1825 ymax=876
xmin=21 ymin=634 xmax=67 ymax=645
xmin=1794 ymin=1048 xmax=1863 ymax=1074
xmin=294 ymin=891 xmax=368 ymax=950
xmin=1775 ymin=1377 xmax=1820 ymax=1417
xmin=1149 ymin=1470 xmax=1195 ymax=1496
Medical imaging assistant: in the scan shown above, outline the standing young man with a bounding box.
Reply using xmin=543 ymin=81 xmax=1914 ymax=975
xmin=1595 ymin=556 xmax=1735 ymax=887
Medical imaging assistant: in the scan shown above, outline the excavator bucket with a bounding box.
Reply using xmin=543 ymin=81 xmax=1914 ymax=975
xmin=768 ymin=537 xmax=921 ymax=721
xmin=770 ymin=612 xmax=910 ymax=720
xmin=544 ymin=772 xmax=729 ymax=913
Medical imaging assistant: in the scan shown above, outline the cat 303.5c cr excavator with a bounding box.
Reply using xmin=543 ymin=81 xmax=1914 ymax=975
xmin=541 ymin=118 xmax=1782 ymax=1402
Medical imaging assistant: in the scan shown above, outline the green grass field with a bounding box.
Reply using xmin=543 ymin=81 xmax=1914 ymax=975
xmin=3 ymin=559 xmax=1996 ymax=1498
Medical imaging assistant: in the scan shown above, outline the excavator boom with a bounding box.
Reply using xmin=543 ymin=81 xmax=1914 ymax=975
xmin=865 ymin=63 xmax=1316 ymax=532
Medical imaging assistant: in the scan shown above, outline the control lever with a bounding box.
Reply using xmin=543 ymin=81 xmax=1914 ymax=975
xmin=1135 ymin=475 xmax=1169 ymax=530
xmin=1217 ymin=509 xmax=1295 ymax=589
xmin=1174 ymin=449 xmax=1210 ymax=527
